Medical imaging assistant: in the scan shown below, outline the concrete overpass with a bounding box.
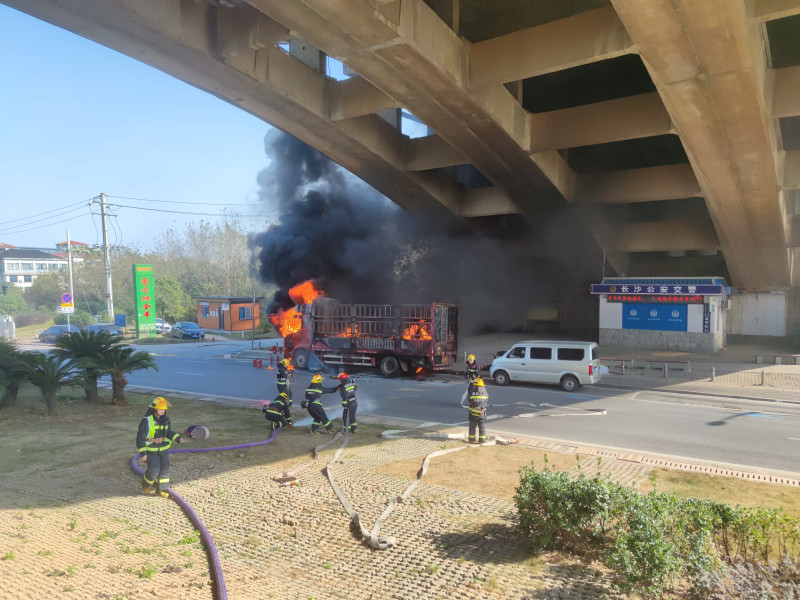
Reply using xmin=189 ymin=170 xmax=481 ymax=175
xmin=5 ymin=1 xmax=800 ymax=301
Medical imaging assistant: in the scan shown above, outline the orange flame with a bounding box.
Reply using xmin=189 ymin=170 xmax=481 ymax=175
xmin=268 ymin=307 xmax=303 ymax=337
xmin=289 ymin=280 xmax=324 ymax=305
xmin=402 ymin=322 xmax=432 ymax=340
xmin=338 ymin=324 xmax=359 ymax=337
xmin=269 ymin=280 xmax=325 ymax=337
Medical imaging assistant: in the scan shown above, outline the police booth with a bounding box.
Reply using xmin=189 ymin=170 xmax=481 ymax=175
xmin=590 ymin=277 xmax=732 ymax=352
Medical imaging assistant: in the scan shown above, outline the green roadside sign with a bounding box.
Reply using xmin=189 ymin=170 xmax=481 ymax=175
xmin=133 ymin=264 xmax=157 ymax=338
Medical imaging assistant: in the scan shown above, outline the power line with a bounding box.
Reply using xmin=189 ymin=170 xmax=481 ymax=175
xmin=0 ymin=206 xmax=91 ymax=234
xmin=1 ymin=199 xmax=90 ymax=225
xmin=106 ymin=194 xmax=267 ymax=207
xmin=106 ymin=202 xmax=274 ymax=218
xmin=0 ymin=213 xmax=88 ymax=236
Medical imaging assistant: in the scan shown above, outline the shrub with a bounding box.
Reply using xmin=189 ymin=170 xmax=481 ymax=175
xmin=14 ymin=313 xmax=50 ymax=328
xmin=515 ymin=458 xmax=800 ymax=598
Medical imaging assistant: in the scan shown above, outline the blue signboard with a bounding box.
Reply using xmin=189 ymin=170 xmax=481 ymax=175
xmin=622 ymin=303 xmax=688 ymax=332
xmin=592 ymin=283 xmax=725 ymax=295
xmin=114 ymin=314 xmax=126 ymax=327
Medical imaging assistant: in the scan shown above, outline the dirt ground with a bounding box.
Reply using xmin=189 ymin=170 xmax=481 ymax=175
xmin=0 ymin=389 xmax=637 ymax=600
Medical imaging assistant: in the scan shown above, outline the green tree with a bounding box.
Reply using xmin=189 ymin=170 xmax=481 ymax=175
xmin=101 ymin=346 xmax=158 ymax=406
xmin=20 ymin=353 xmax=83 ymax=414
xmin=24 ymin=272 xmax=68 ymax=313
xmin=155 ymin=275 xmax=195 ymax=322
xmin=0 ymin=286 xmax=27 ymax=316
xmin=54 ymin=310 xmax=94 ymax=328
xmin=52 ymin=331 xmax=121 ymax=404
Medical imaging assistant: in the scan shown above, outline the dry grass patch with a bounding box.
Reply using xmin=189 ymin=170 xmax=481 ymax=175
xmin=640 ymin=468 xmax=800 ymax=518
xmin=372 ymin=443 xmax=576 ymax=501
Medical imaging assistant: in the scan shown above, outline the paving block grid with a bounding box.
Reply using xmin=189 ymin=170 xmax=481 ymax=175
xmin=2 ymin=425 xmax=635 ymax=600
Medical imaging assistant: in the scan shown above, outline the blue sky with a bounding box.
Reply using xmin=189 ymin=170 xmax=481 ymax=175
xmin=0 ymin=5 xmax=274 ymax=251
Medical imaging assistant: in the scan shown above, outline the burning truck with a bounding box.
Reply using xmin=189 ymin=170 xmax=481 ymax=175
xmin=269 ymin=281 xmax=458 ymax=376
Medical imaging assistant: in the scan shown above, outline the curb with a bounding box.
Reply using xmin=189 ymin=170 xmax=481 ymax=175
xmin=595 ymin=380 xmax=800 ymax=405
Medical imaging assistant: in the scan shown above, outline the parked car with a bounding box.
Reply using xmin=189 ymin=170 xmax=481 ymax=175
xmin=489 ymin=340 xmax=602 ymax=391
xmin=172 ymin=322 xmax=205 ymax=340
xmin=155 ymin=318 xmax=172 ymax=334
xmin=38 ymin=324 xmax=81 ymax=343
xmin=84 ymin=323 xmax=125 ymax=339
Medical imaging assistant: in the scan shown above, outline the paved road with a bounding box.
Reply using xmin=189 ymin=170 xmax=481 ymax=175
xmin=110 ymin=343 xmax=800 ymax=475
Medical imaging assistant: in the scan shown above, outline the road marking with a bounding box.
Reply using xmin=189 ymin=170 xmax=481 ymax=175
xmin=176 ymin=372 xmax=206 ymax=376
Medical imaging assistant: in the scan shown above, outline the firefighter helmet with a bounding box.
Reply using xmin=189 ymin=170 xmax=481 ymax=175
xmin=467 ymin=354 xmax=475 ymax=362
xmin=337 ymin=372 xmax=348 ymax=381
xmin=473 ymin=378 xmax=485 ymax=387
xmin=151 ymin=397 xmax=170 ymax=410
xmin=312 ymin=374 xmax=323 ymax=383
xmin=278 ymin=392 xmax=289 ymax=400
xmin=280 ymin=358 xmax=291 ymax=367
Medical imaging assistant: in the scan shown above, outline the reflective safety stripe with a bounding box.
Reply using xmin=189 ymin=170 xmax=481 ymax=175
xmin=145 ymin=416 xmax=174 ymax=450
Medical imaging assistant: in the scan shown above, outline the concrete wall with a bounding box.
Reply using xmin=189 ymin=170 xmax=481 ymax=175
xmin=599 ymin=328 xmax=723 ymax=352
xmin=726 ymin=293 xmax=787 ymax=336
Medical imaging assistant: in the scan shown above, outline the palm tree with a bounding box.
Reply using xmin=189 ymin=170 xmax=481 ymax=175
xmin=0 ymin=340 xmax=32 ymax=409
xmin=101 ymin=346 xmax=158 ymax=406
xmin=52 ymin=330 xmax=120 ymax=404
xmin=20 ymin=353 xmax=83 ymax=415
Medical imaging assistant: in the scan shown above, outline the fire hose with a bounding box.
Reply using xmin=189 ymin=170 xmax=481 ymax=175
xmin=459 ymin=389 xmax=607 ymax=417
xmin=129 ymin=430 xmax=278 ymax=600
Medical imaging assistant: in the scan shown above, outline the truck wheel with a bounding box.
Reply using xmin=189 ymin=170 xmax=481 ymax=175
xmin=292 ymin=348 xmax=310 ymax=370
xmin=379 ymin=355 xmax=401 ymax=377
xmin=560 ymin=375 xmax=579 ymax=392
xmin=493 ymin=370 xmax=510 ymax=386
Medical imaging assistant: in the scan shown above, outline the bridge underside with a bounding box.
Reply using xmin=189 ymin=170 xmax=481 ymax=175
xmin=8 ymin=0 xmax=800 ymax=291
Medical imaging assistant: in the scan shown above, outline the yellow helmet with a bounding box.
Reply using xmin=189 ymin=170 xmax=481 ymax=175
xmin=278 ymin=392 xmax=289 ymax=400
xmin=281 ymin=358 xmax=291 ymax=366
xmin=473 ymin=378 xmax=484 ymax=386
xmin=312 ymin=374 xmax=323 ymax=383
xmin=467 ymin=354 xmax=475 ymax=362
xmin=151 ymin=397 xmax=170 ymax=410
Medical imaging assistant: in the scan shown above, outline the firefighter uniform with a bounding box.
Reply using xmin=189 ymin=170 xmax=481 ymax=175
xmin=263 ymin=393 xmax=290 ymax=430
xmin=466 ymin=354 xmax=479 ymax=382
xmin=276 ymin=359 xmax=294 ymax=402
xmin=467 ymin=378 xmax=489 ymax=444
xmin=302 ymin=374 xmax=335 ymax=434
xmin=136 ymin=397 xmax=183 ymax=497
xmin=325 ymin=373 xmax=358 ymax=434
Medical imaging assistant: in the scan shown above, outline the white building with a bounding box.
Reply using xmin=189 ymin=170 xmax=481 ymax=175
xmin=0 ymin=248 xmax=68 ymax=290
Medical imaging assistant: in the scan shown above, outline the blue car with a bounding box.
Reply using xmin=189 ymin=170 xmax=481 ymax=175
xmin=172 ymin=321 xmax=206 ymax=340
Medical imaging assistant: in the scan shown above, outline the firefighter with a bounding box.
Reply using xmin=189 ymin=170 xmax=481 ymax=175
xmin=467 ymin=377 xmax=489 ymax=444
xmin=136 ymin=397 xmax=183 ymax=497
xmin=466 ymin=353 xmax=479 ymax=382
xmin=263 ymin=392 xmax=291 ymax=431
xmin=324 ymin=372 xmax=358 ymax=434
xmin=302 ymin=374 xmax=335 ymax=434
xmin=276 ymin=358 xmax=294 ymax=403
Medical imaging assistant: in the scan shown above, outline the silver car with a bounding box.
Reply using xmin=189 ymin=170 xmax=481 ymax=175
xmin=155 ymin=318 xmax=172 ymax=334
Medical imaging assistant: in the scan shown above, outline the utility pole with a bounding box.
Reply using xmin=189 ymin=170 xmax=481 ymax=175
xmin=100 ymin=193 xmax=114 ymax=320
xmin=67 ymin=228 xmax=75 ymax=329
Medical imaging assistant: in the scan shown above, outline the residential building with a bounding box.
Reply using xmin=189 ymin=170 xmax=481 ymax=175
xmin=0 ymin=248 xmax=68 ymax=290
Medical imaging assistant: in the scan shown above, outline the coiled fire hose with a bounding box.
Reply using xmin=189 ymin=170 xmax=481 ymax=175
xmin=129 ymin=430 xmax=278 ymax=600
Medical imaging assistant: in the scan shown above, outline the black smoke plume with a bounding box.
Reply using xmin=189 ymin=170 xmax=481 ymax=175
xmin=250 ymin=130 xmax=571 ymax=335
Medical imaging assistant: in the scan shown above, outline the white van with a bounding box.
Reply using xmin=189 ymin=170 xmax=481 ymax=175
xmin=489 ymin=340 xmax=601 ymax=391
